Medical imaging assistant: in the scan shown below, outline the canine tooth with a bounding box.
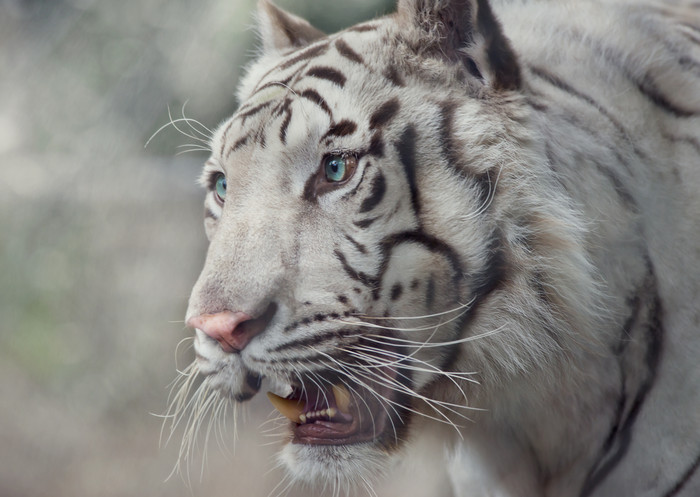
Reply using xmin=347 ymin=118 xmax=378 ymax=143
xmin=328 ymin=407 xmax=337 ymax=418
xmin=299 ymin=413 xmax=307 ymax=423
xmin=267 ymin=392 xmax=304 ymax=423
xmin=332 ymin=384 xmax=351 ymax=414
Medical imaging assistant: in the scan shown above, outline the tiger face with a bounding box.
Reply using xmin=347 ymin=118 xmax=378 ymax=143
xmin=183 ymin=0 xmax=592 ymax=489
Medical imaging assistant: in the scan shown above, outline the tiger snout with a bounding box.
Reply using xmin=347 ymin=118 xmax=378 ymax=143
xmin=187 ymin=303 xmax=278 ymax=353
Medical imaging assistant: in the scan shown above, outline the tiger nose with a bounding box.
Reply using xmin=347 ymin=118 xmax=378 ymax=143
xmin=187 ymin=304 xmax=276 ymax=352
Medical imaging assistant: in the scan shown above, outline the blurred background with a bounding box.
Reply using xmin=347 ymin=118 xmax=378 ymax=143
xmin=0 ymin=0 xmax=454 ymax=496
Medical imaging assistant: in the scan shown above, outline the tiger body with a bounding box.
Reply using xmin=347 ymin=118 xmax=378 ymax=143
xmin=182 ymin=0 xmax=700 ymax=495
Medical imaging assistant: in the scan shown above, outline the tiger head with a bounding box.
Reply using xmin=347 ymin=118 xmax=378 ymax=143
xmin=183 ymin=0 xmax=597 ymax=489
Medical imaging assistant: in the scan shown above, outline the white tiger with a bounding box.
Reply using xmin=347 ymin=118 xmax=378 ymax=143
xmin=177 ymin=0 xmax=700 ymax=495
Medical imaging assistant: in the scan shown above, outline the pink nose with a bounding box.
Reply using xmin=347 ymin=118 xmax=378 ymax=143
xmin=187 ymin=311 xmax=256 ymax=353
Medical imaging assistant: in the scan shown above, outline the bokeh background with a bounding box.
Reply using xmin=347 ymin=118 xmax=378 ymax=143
xmin=0 ymin=0 xmax=453 ymax=496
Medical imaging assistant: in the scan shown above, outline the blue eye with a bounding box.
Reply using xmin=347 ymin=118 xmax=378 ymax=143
xmin=324 ymin=155 xmax=350 ymax=182
xmin=214 ymin=173 xmax=227 ymax=203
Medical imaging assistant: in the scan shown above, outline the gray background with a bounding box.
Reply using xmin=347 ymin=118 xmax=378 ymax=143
xmin=0 ymin=0 xmax=453 ymax=496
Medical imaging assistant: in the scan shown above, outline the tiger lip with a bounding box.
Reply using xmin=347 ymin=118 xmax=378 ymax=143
xmin=267 ymin=382 xmax=391 ymax=445
xmin=265 ymin=354 xmax=402 ymax=445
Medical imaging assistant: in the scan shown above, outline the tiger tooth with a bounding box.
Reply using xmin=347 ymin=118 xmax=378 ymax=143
xmin=332 ymin=384 xmax=351 ymax=414
xmin=267 ymin=392 xmax=304 ymax=424
xmin=328 ymin=407 xmax=337 ymax=418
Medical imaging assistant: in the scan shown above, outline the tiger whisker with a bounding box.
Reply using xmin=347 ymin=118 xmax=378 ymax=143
xmin=339 ymin=342 xmax=477 ymax=415
xmin=340 ymin=348 xmax=476 ymax=415
xmin=463 ymin=164 xmax=503 ymax=220
xmin=336 ymin=357 xmax=466 ymax=433
xmin=179 ymin=100 xmax=215 ymax=138
xmin=346 ymin=343 xmax=481 ymax=393
xmin=312 ymin=360 xmax=389 ymax=438
xmin=145 ymin=105 xmax=212 ymax=149
xmin=353 ymin=299 xmax=475 ymax=321
xmin=166 ymin=105 xmax=210 ymax=145
xmin=363 ymin=323 xmax=507 ymax=348
xmin=318 ymin=351 xmax=449 ymax=430
xmin=307 ymin=352 xmax=398 ymax=440
xmin=333 ymin=308 xmax=468 ymax=332
xmin=268 ymin=468 xmax=296 ymax=497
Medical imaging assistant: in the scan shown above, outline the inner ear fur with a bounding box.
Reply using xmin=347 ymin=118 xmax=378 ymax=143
xmin=397 ymin=0 xmax=521 ymax=90
xmin=257 ymin=0 xmax=326 ymax=54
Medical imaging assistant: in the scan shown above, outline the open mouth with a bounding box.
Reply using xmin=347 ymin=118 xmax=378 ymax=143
xmin=267 ymin=367 xmax=402 ymax=445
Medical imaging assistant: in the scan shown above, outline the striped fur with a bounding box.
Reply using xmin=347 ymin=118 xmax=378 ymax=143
xmin=180 ymin=0 xmax=700 ymax=495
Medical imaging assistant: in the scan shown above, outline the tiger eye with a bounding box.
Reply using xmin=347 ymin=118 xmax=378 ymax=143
xmin=214 ymin=173 xmax=227 ymax=203
xmin=324 ymin=155 xmax=348 ymax=182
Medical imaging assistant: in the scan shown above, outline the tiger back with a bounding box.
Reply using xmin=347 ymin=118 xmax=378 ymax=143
xmin=177 ymin=0 xmax=700 ymax=495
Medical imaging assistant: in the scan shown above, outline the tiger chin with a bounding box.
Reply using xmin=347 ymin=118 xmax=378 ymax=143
xmin=178 ymin=0 xmax=700 ymax=495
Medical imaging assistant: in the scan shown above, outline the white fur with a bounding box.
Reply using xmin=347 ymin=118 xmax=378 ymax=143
xmin=182 ymin=0 xmax=700 ymax=495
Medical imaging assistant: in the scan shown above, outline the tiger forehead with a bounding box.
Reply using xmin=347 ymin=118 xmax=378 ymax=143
xmin=251 ymin=28 xmax=385 ymax=96
xmin=212 ymin=28 xmax=396 ymax=161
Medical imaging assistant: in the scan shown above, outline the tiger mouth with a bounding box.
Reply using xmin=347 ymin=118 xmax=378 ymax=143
xmin=267 ymin=368 xmax=400 ymax=446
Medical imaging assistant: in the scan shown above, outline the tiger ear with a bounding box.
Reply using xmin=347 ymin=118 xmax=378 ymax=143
xmin=257 ymin=0 xmax=326 ymax=54
xmin=397 ymin=0 xmax=521 ymax=90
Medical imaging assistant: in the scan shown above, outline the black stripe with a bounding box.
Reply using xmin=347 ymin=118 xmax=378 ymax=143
xmin=269 ymin=328 xmax=359 ymax=353
xmin=344 ymin=234 xmax=367 ymax=254
xmin=334 ymin=249 xmax=376 ymax=287
xmin=581 ymin=292 xmax=643 ymax=491
xmin=475 ymin=0 xmax=521 ymax=90
xmin=335 ymin=38 xmax=364 ymax=64
xmin=635 ymin=75 xmax=697 ymax=117
xmin=438 ymin=100 xmax=477 ymax=182
xmin=323 ymin=119 xmax=357 ymax=139
xmin=528 ymin=65 xmax=646 ymax=159
xmin=250 ymin=75 xmax=294 ymax=98
xmin=533 ymin=94 xmax=637 ymax=208
xmin=438 ymin=101 xmax=499 ymax=208
xmin=370 ymin=98 xmax=401 ymax=130
xmin=664 ymin=451 xmax=700 ymax=497
xmin=306 ymin=66 xmax=346 ymax=87
xmin=390 ymin=283 xmax=403 ymax=301
xmin=425 ymin=276 xmax=436 ymax=308
xmin=439 ymin=240 xmax=507 ymax=372
xmin=384 ymin=65 xmax=405 ymax=87
xmin=470 ymin=233 xmax=506 ymax=301
xmin=395 ymin=125 xmax=420 ymax=215
xmin=663 ymin=132 xmax=700 ymax=155
xmin=346 ymin=23 xmax=379 ymax=33
xmin=279 ymin=42 xmax=329 ymax=70
xmin=592 ymin=158 xmax=637 ymax=209
xmin=368 ymin=132 xmax=385 ymax=157
xmin=218 ymin=120 xmax=234 ymax=157
xmin=438 ymin=101 xmax=461 ymax=167
xmin=359 ymin=171 xmax=387 ymax=213
xmin=279 ymin=108 xmax=292 ymax=144
xmin=580 ymin=265 xmax=664 ymax=496
xmin=245 ymin=372 xmax=262 ymax=391
xmin=379 ymin=231 xmax=465 ymax=288
xmin=238 ymin=100 xmax=273 ymax=123
xmin=555 ymin=29 xmax=698 ymax=118
xmin=225 ymin=135 xmax=249 ymax=158
xmin=343 ymin=163 xmax=370 ymax=200
xmin=354 ymin=217 xmax=377 ymax=229
xmin=300 ymin=89 xmax=333 ymax=116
